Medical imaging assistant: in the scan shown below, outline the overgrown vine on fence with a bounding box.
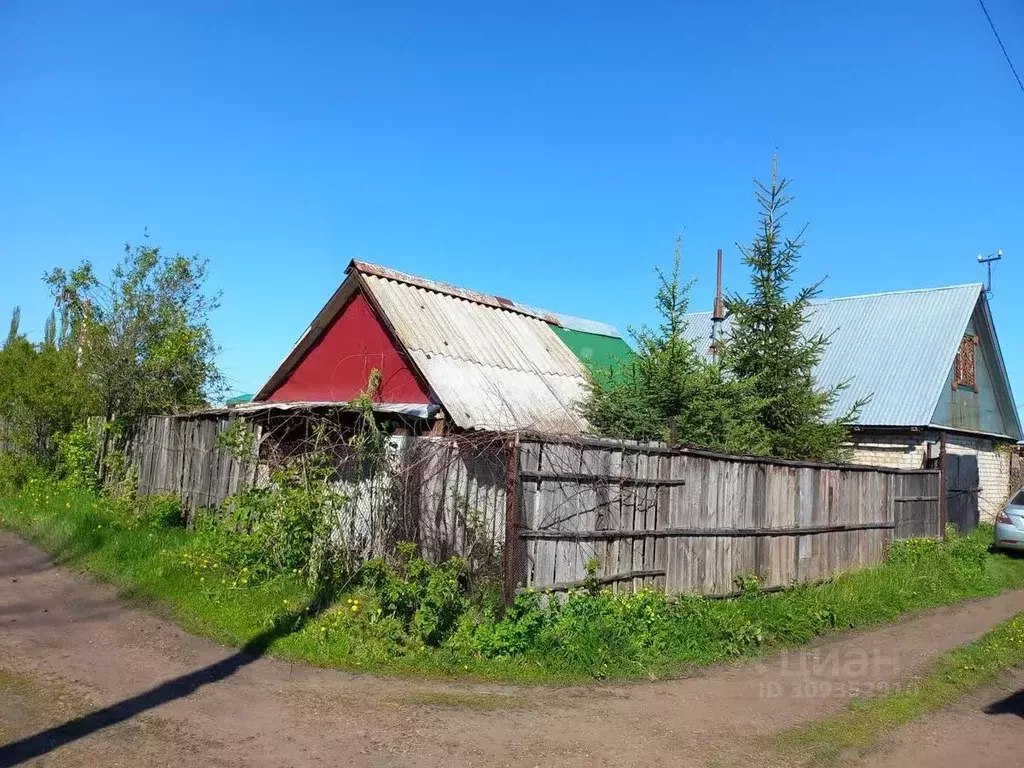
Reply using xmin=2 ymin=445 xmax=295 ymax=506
xmin=203 ymin=370 xmax=401 ymax=591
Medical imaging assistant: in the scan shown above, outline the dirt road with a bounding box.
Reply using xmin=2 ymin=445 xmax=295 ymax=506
xmin=860 ymin=668 xmax=1024 ymax=768
xmin=2 ymin=530 xmax=1023 ymax=767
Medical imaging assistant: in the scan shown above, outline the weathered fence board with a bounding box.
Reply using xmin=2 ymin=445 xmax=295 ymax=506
xmin=515 ymin=436 xmax=940 ymax=596
xmin=124 ymin=415 xmax=264 ymax=512
xmin=118 ymin=416 xmax=940 ymax=598
xmin=124 ymin=414 xmax=509 ymax=562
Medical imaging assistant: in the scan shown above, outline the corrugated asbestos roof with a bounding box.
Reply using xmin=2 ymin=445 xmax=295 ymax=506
xmin=352 ymin=261 xmax=622 ymax=337
xmin=686 ymin=284 xmax=987 ymax=428
xmin=361 ymin=272 xmax=590 ymax=433
xmin=255 ymin=261 xmax=624 ymax=433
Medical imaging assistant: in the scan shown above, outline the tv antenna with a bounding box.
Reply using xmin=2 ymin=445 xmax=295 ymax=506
xmin=977 ymin=249 xmax=1003 ymax=297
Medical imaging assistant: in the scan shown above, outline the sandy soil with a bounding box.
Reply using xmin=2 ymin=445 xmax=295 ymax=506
xmin=2 ymin=530 xmax=1024 ymax=768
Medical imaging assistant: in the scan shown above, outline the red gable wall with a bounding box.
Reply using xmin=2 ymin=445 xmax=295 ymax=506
xmin=267 ymin=291 xmax=432 ymax=404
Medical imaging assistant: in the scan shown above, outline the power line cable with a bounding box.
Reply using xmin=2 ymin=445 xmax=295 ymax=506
xmin=977 ymin=0 xmax=1024 ymax=94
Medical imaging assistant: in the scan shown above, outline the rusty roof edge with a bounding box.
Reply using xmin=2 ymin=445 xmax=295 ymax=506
xmin=351 ymin=260 xmax=563 ymax=325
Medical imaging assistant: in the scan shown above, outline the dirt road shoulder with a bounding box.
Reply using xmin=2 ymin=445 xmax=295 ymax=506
xmin=3 ymin=530 xmax=1024 ymax=767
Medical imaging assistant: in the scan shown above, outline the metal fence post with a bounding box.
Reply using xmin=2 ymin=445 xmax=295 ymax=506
xmin=939 ymin=431 xmax=948 ymax=540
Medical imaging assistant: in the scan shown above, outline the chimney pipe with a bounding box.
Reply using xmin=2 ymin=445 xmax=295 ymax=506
xmin=712 ymin=249 xmax=725 ymax=322
xmin=709 ymin=249 xmax=727 ymax=363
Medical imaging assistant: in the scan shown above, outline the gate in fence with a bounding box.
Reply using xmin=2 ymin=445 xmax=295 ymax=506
xmin=944 ymin=454 xmax=980 ymax=534
xmin=508 ymin=436 xmax=942 ymax=597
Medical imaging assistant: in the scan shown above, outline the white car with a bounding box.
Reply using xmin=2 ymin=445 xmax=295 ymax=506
xmin=994 ymin=488 xmax=1024 ymax=550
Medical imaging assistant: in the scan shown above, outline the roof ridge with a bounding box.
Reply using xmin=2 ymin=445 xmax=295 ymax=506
xmin=350 ymin=259 xmax=622 ymax=337
xmin=352 ymin=260 xmax=553 ymax=321
xmin=812 ymin=283 xmax=983 ymax=304
xmin=684 ymin=283 xmax=984 ymax=316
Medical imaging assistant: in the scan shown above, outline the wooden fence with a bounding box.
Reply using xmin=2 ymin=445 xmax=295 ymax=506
xmin=124 ymin=414 xmax=509 ymax=562
xmin=128 ymin=415 xmax=265 ymax=510
xmin=120 ymin=417 xmax=942 ymax=597
xmin=509 ymin=436 xmax=941 ymax=596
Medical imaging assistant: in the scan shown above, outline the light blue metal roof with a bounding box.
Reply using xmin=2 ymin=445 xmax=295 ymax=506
xmin=686 ymin=284 xmax=1001 ymax=429
xmin=548 ymin=312 xmax=621 ymax=338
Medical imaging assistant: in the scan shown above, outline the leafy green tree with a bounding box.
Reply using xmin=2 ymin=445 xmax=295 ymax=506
xmin=724 ymin=156 xmax=862 ymax=461
xmin=0 ymin=320 xmax=90 ymax=462
xmin=582 ymin=239 xmax=769 ymax=454
xmin=5 ymin=307 xmax=20 ymax=349
xmin=45 ymin=243 xmax=224 ymax=422
xmin=43 ymin=310 xmax=57 ymax=348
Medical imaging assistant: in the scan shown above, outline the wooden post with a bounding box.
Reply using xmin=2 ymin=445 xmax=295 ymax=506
xmin=939 ymin=431 xmax=948 ymax=540
xmin=501 ymin=434 xmax=522 ymax=605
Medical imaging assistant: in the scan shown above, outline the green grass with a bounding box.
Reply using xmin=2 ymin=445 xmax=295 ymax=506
xmin=776 ymin=610 xmax=1024 ymax=765
xmin=4 ymin=481 xmax=1024 ymax=682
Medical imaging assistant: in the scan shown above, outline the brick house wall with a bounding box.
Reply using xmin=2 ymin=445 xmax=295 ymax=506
xmin=847 ymin=430 xmax=1012 ymax=522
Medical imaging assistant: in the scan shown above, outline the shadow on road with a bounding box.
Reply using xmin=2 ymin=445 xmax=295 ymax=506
xmin=984 ymin=688 xmax=1024 ymax=718
xmin=0 ymin=596 xmax=331 ymax=768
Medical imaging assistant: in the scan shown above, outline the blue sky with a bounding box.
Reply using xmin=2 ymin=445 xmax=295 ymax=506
xmin=2 ymin=1 xmax=1022 ymax=417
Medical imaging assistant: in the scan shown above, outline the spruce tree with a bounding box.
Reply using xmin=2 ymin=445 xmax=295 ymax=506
xmin=724 ymin=156 xmax=860 ymax=461
xmin=582 ymin=239 xmax=769 ymax=454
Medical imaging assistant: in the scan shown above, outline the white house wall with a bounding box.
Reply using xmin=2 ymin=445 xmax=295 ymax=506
xmin=848 ymin=430 xmax=1011 ymax=521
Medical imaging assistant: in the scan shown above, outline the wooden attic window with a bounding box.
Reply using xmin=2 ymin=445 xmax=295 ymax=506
xmin=953 ymin=334 xmax=979 ymax=392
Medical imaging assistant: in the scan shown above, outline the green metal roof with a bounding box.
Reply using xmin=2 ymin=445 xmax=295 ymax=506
xmin=225 ymin=393 xmax=254 ymax=406
xmin=550 ymin=325 xmax=633 ymax=375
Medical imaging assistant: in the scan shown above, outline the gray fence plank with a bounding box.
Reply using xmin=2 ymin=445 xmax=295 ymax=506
xmin=517 ymin=436 xmax=941 ymax=596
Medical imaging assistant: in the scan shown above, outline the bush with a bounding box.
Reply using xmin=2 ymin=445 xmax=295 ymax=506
xmin=137 ymin=494 xmax=185 ymax=529
xmin=0 ymin=452 xmax=43 ymax=494
xmin=361 ymin=543 xmax=469 ymax=647
xmin=53 ymin=422 xmax=98 ymax=490
xmin=187 ymin=452 xmax=350 ymax=589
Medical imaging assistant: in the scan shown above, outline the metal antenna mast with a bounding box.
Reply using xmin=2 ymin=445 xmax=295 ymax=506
xmin=977 ymin=249 xmax=1003 ymax=298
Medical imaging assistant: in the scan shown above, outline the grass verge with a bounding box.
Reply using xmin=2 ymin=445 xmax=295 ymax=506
xmin=4 ymin=482 xmax=1024 ymax=682
xmin=775 ymin=611 xmax=1024 ymax=764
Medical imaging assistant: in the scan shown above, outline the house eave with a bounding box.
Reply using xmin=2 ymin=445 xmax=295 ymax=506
xmin=848 ymin=423 xmax=1018 ymax=443
xmin=178 ymin=400 xmax=442 ymax=420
